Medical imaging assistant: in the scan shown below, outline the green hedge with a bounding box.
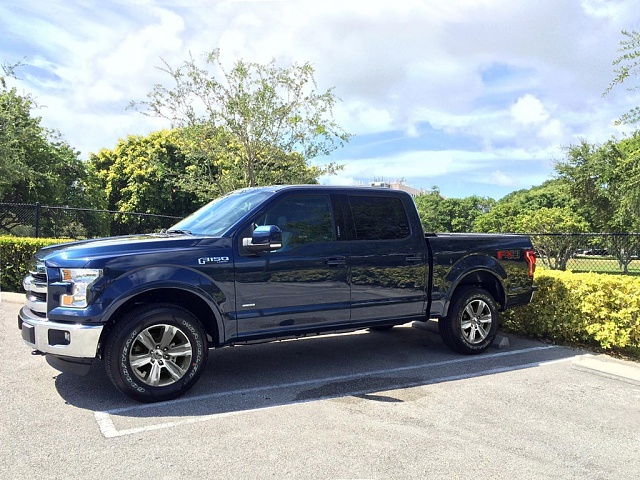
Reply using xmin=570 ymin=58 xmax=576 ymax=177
xmin=0 ymin=237 xmax=67 ymax=293
xmin=502 ymin=269 xmax=640 ymax=357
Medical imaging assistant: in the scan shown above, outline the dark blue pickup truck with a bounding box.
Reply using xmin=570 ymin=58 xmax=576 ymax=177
xmin=19 ymin=185 xmax=536 ymax=402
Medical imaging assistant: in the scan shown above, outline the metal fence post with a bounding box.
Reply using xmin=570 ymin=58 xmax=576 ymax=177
xmin=35 ymin=202 xmax=40 ymax=238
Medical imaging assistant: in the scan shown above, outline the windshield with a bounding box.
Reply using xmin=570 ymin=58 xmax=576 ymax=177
xmin=169 ymin=188 xmax=276 ymax=236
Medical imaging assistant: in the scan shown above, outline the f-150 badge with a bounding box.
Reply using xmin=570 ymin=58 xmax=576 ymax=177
xmin=198 ymin=256 xmax=230 ymax=265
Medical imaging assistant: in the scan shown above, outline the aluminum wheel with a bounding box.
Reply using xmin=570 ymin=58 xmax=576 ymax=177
xmin=128 ymin=324 xmax=193 ymax=387
xmin=460 ymin=299 xmax=492 ymax=345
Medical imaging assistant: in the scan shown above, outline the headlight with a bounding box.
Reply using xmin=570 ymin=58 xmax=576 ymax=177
xmin=60 ymin=268 xmax=102 ymax=308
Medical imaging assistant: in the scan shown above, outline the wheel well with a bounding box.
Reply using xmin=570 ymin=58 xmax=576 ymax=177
xmin=453 ymin=270 xmax=506 ymax=311
xmin=98 ymin=288 xmax=221 ymax=357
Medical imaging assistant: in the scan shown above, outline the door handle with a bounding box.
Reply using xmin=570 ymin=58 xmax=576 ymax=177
xmin=325 ymin=256 xmax=347 ymax=266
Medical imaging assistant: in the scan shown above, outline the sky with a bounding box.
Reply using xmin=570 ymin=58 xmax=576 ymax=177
xmin=1 ymin=0 xmax=640 ymax=200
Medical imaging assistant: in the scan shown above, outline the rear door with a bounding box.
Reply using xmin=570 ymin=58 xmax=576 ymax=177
xmin=344 ymin=193 xmax=427 ymax=323
xmin=233 ymin=193 xmax=351 ymax=340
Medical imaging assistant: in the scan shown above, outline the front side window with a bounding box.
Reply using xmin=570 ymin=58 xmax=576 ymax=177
xmin=171 ymin=189 xmax=275 ymax=236
xmin=348 ymin=195 xmax=410 ymax=240
xmin=254 ymin=195 xmax=335 ymax=250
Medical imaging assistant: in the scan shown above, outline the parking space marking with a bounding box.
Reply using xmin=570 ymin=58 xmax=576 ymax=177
xmin=94 ymin=345 xmax=565 ymax=438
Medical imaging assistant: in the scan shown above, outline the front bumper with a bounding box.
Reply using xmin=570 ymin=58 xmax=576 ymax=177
xmin=18 ymin=305 xmax=103 ymax=359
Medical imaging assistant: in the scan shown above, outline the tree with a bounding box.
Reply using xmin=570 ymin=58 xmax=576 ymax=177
xmin=132 ymin=50 xmax=349 ymax=191
xmin=173 ymin=124 xmax=328 ymax=202
xmin=513 ymin=207 xmax=589 ymax=270
xmin=473 ymin=179 xmax=575 ymax=233
xmin=413 ymin=188 xmax=446 ymax=232
xmin=414 ymin=188 xmax=494 ymax=232
xmin=0 ymin=62 xmax=40 ymax=199
xmin=89 ymin=130 xmax=201 ymax=234
xmin=604 ymin=30 xmax=640 ymax=125
xmin=0 ymin=63 xmax=91 ymax=235
xmin=555 ymin=135 xmax=640 ymax=232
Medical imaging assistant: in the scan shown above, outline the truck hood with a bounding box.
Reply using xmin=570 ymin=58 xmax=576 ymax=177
xmin=36 ymin=234 xmax=214 ymax=268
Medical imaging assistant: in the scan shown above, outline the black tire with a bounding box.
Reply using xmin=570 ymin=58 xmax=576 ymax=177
xmin=368 ymin=325 xmax=395 ymax=332
xmin=104 ymin=304 xmax=208 ymax=402
xmin=438 ymin=287 xmax=498 ymax=355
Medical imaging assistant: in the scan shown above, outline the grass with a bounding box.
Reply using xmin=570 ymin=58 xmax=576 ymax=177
xmin=565 ymin=256 xmax=640 ymax=276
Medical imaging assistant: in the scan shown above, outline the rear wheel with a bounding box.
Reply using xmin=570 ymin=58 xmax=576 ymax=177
xmin=105 ymin=304 xmax=208 ymax=402
xmin=438 ymin=287 xmax=498 ymax=354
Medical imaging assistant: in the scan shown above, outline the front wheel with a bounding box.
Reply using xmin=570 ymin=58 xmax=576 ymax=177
xmin=438 ymin=287 xmax=499 ymax=355
xmin=104 ymin=304 xmax=208 ymax=402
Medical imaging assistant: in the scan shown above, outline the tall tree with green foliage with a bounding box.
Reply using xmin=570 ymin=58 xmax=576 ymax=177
xmin=555 ymin=133 xmax=640 ymax=271
xmin=89 ymin=130 xmax=201 ymax=233
xmin=604 ymin=29 xmax=640 ymax=125
xmin=0 ymin=63 xmax=32 ymax=197
xmin=414 ymin=187 xmax=494 ymax=232
xmin=514 ymin=207 xmax=589 ymax=270
xmin=0 ymin=63 xmax=91 ymax=235
xmin=555 ymin=135 xmax=640 ymax=232
xmin=173 ymin=124 xmax=330 ymax=202
xmin=132 ymin=50 xmax=349 ymax=191
xmin=473 ymin=179 xmax=575 ymax=233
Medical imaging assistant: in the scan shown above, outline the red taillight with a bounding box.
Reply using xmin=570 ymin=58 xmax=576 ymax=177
xmin=524 ymin=249 xmax=536 ymax=277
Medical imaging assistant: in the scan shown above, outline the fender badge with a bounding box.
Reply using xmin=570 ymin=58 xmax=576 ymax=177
xmin=198 ymin=256 xmax=230 ymax=265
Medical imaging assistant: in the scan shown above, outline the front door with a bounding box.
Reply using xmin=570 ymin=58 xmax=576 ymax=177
xmin=233 ymin=193 xmax=351 ymax=340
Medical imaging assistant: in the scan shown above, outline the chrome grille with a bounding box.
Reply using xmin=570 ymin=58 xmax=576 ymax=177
xmin=24 ymin=263 xmax=47 ymax=315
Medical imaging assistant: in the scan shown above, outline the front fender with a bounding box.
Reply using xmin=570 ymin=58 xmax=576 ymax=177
xmin=97 ymin=265 xmax=227 ymax=341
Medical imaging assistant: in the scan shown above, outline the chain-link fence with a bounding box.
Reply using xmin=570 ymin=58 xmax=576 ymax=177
xmin=527 ymin=233 xmax=640 ymax=275
xmin=0 ymin=203 xmax=182 ymax=239
xmin=2 ymin=204 xmax=639 ymax=275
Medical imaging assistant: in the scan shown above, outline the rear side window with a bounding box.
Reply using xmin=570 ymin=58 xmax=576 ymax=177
xmin=348 ymin=195 xmax=411 ymax=240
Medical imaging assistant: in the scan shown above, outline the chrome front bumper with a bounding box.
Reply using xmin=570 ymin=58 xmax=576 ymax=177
xmin=18 ymin=306 xmax=102 ymax=359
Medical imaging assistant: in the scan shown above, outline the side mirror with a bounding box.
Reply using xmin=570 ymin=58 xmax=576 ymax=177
xmin=242 ymin=225 xmax=283 ymax=252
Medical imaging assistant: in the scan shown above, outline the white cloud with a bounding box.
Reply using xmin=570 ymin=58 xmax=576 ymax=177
xmin=510 ymin=95 xmax=550 ymax=126
xmin=1 ymin=0 xmax=639 ymax=197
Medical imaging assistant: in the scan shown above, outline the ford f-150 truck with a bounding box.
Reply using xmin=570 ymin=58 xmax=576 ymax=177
xmin=19 ymin=185 xmax=536 ymax=402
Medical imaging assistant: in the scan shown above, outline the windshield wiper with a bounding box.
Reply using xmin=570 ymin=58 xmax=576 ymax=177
xmin=159 ymin=229 xmax=193 ymax=235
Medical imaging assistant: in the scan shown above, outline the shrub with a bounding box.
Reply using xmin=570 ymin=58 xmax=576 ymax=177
xmin=502 ymin=269 xmax=640 ymax=356
xmin=0 ymin=236 xmax=67 ymax=293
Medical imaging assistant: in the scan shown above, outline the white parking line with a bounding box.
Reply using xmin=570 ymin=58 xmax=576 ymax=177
xmin=95 ymin=345 xmax=564 ymax=438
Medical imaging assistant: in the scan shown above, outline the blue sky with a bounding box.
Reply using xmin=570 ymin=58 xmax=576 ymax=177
xmin=2 ymin=0 xmax=640 ymax=199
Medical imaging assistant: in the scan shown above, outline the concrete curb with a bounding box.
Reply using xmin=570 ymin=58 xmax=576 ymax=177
xmin=1 ymin=292 xmax=24 ymax=304
xmin=572 ymin=354 xmax=640 ymax=386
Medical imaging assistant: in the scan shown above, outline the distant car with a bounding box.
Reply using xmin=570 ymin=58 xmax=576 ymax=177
xmin=582 ymin=249 xmax=608 ymax=256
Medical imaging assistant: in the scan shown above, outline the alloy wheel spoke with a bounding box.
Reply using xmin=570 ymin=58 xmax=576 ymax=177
xmin=464 ymin=304 xmax=476 ymax=318
xmin=136 ymin=329 xmax=157 ymax=352
xmin=475 ymin=325 xmax=488 ymax=340
xmin=148 ymin=361 xmax=162 ymax=386
xmin=130 ymin=353 xmax=152 ymax=369
xmin=164 ymin=359 xmax=186 ymax=381
xmin=159 ymin=325 xmax=177 ymax=349
xmin=166 ymin=343 xmax=192 ymax=358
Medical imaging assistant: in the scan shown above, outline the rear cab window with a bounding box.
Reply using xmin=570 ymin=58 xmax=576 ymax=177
xmin=347 ymin=195 xmax=411 ymax=241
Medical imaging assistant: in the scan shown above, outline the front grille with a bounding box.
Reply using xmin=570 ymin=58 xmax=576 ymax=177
xmin=32 ymin=291 xmax=46 ymax=302
xmin=24 ymin=263 xmax=48 ymax=315
xmin=31 ymin=272 xmax=47 ymax=283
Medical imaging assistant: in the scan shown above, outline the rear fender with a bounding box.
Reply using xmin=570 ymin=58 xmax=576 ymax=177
xmin=442 ymin=254 xmax=507 ymax=316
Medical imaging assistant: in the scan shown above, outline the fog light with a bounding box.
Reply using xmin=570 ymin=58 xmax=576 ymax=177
xmin=48 ymin=329 xmax=70 ymax=346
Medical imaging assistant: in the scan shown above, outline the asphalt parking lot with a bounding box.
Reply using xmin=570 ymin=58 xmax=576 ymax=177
xmin=1 ymin=293 xmax=639 ymax=480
